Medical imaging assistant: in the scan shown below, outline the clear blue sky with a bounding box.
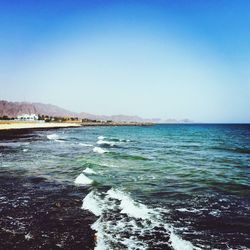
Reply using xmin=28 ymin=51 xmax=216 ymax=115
xmin=0 ymin=0 xmax=249 ymax=122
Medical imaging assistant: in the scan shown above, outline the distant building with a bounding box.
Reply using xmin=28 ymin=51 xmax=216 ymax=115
xmin=17 ymin=114 xmax=38 ymax=121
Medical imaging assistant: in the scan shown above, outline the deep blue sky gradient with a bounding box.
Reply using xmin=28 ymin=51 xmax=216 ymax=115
xmin=0 ymin=0 xmax=249 ymax=122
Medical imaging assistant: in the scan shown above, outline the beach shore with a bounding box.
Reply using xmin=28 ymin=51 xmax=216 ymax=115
xmin=0 ymin=121 xmax=81 ymax=130
xmin=0 ymin=120 xmax=153 ymax=131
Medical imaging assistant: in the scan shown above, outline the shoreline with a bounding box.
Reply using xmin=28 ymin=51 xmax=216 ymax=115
xmin=0 ymin=121 xmax=153 ymax=131
xmin=0 ymin=121 xmax=81 ymax=131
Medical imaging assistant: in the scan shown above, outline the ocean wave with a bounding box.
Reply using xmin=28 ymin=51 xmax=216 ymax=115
xmin=82 ymin=160 xmax=117 ymax=169
xmin=74 ymin=173 xmax=93 ymax=185
xmin=46 ymin=133 xmax=65 ymax=143
xmin=97 ymin=136 xmax=106 ymax=140
xmin=82 ymin=189 xmax=199 ymax=250
xmin=107 ymin=188 xmax=154 ymax=219
xmin=47 ymin=134 xmax=60 ymax=140
xmin=83 ymin=167 xmax=97 ymax=175
xmin=96 ymin=139 xmax=115 ymax=147
xmin=210 ymin=146 xmax=250 ymax=154
xmin=107 ymin=138 xmax=131 ymax=143
xmin=108 ymin=151 xmax=149 ymax=161
xmin=119 ymin=138 xmax=130 ymax=142
xmin=82 ymin=191 xmax=103 ymax=216
xmin=97 ymin=136 xmax=130 ymax=144
xmin=79 ymin=143 xmax=93 ymax=147
xmin=93 ymin=147 xmax=108 ymax=154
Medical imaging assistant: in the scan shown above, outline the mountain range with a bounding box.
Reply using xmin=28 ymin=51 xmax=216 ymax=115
xmin=0 ymin=100 xmax=193 ymax=123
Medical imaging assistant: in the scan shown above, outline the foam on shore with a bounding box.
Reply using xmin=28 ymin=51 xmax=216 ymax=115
xmin=74 ymin=173 xmax=93 ymax=185
xmin=82 ymin=188 xmax=200 ymax=250
xmin=82 ymin=191 xmax=103 ymax=216
xmin=169 ymin=230 xmax=197 ymax=250
xmin=107 ymin=188 xmax=153 ymax=219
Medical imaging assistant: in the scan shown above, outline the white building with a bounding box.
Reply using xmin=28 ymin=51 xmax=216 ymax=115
xmin=17 ymin=114 xmax=39 ymax=121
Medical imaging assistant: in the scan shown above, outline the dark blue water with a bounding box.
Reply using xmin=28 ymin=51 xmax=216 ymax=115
xmin=0 ymin=124 xmax=249 ymax=249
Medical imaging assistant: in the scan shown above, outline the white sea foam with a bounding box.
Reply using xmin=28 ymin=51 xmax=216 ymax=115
xmin=119 ymin=138 xmax=130 ymax=142
xmin=93 ymin=147 xmax=108 ymax=154
xmin=107 ymin=188 xmax=153 ymax=219
xmin=82 ymin=191 xmax=103 ymax=216
xmin=74 ymin=173 xmax=93 ymax=185
xmin=91 ymin=218 xmax=109 ymax=250
xmin=22 ymin=149 xmax=28 ymax=152
xmin=79 ymin=143 xmax=93 ymax=147
xmin=97 ymin=136 xmax=105 ymax=140
xmin=47 ymin=134 xmax=59 ymax=140
xmin=209 ymin=210 xmax=221 ymax=217
xmin=97 ymin=140 xmax=115 ymax=147
xmin=83 ymin=167 xmax=97 ymax=175
xmin=81 ymin=188 xmax=199 ymax=250
xmin=82 ymin=192 xmax=110 ymax=250
xmin=176 ymin=208 xmax=202 ymax=214
xmin=55 ymin=139 xmax=65 ymax=143
xmin=169 ymin=229 xmax=199 ymax=250
xmin=25 ymin=232 xmax=33 ymax=240
xmin=97 ymin=136 xmax=130 ymax=145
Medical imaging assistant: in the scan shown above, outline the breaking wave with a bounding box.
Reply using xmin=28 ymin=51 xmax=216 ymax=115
xmin=47 ymin=134 xmax=59 ymax=140
xmin=79 ymin=143 xmax=93 ymax=147
xmin=83 ymin=167 xmax=97 ymax=175
xmin=93 ymin=147 xmax=108 ymax=154
xmin=97 ymin=136 xmax=106 ymax=140
xmin=97 ymin=139 xmax=116 ymax=147
xmin=96 ymin=136 xmax=130 ymax=147
xmin=74 ymin=173 xmax=93 ymax=185
xmin=82 ymin=189 xmax=200 ymax=250
xmin=108 ymin=151 xmax=149 ymax=161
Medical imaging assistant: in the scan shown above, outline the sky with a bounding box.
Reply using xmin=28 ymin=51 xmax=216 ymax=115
xmin=0 ymin=0 xmax=249 ymax=123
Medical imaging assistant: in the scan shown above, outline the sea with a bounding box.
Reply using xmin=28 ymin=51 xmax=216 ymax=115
xmin=0 ymin=124 xmax=249 ymax=249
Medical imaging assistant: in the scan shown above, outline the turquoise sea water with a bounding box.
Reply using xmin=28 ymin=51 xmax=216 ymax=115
xmin=0 ymin=124 xmax=250 ymax=249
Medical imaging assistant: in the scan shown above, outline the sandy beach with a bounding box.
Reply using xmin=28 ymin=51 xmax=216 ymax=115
xmin=0 ymin=121 xmax=152 ymax=131
xmin=0 ymin=121 xmax=81 ymax=130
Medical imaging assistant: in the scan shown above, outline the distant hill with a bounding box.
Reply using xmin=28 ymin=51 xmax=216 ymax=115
xmin=0 ymin=100 xmax=157 ymax=122
xmin=0 ymin=100 xmax=193 ymax=123
xmin=0 ymin=101 xmax=78 ymax=118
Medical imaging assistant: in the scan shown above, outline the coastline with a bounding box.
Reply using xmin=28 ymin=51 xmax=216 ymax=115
xmin=0 ymin=121 xmax=153 ymax=131
xmin=0 ymin=121 xmax=81 ymax=131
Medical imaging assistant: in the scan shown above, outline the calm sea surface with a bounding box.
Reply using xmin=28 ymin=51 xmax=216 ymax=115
xmin=0 ymin=124 xmax=249 ymax=249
